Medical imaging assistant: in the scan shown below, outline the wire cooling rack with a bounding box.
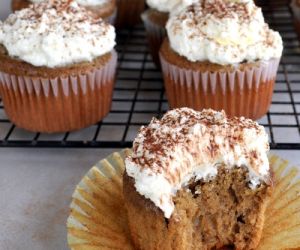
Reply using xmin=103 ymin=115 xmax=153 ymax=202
xmin=0 ymin=0 xmax=299 ymax=149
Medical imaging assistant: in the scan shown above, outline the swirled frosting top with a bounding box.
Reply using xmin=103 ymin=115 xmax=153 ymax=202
xmin=166 ymin=0 xmax=283 ymax=65
xmin=0 ymin=0 xmax=115 ymax=67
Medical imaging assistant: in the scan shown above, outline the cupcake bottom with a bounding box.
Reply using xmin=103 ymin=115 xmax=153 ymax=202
xmin=160 ymin=40 xmax=280 ymax=120
xmin=123 ymin=166 xmax=272 ymax=250
xmin=115 ymin=0 xmax=145 ymax=28
xmin=0 ymin=50 xmax=117 ymax=133
xmin=142 ymin=9 xmax=168 ymax=68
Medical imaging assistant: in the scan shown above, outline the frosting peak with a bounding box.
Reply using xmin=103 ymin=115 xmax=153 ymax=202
xmin=0 ymin=0 xmax=115 ymax=67
xmin=166 ymin=0 xmax=283 ymax=65
xmin=126 ymin=108 xmax=270 ymax=218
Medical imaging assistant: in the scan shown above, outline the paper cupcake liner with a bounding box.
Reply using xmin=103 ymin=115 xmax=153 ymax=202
xmin=160 ymin=53 xmax=280 ymax=120
xmin=67 ymin=149 xmax=300 ymax=250
xmin=115 ymin=0 xmax=145 ymax=28
xmin=0 ymin=51 xmax=117 ymax=133
xmin=142 ymin=10 xmax=166 ymax=68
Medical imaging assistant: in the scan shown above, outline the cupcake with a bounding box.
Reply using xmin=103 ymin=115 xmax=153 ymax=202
xmin=142 ymin=0 xmax=197 ymax=67
xmin=115 ymin=0 xmax=145 ymax=28
xmin=160 ymin=0 xmax=283 ymax=120
xmin=124 ymin=108 xmax=273 ymax=250
xmin=0 ymin=0 xmax=117 ymax=133
xmin=11 ymin=0 xmax=117 ymax=24
xmin=291 ymin=0 xmax=300 ymax=40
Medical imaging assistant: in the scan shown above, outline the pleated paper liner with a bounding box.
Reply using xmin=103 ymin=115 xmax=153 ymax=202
xmin=67 ymin=150 xmax=300 ymax=250
xmin=160 ymin=48 xmax=280 ymax=120
xmin=0 ymin=51 xmax=117 ymax=133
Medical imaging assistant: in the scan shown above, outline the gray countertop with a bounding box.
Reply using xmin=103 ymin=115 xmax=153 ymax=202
xmin=0 ymin=2 xmax=300 ymax=250
xmin=0 ymin=149 xmax=299 ymax=250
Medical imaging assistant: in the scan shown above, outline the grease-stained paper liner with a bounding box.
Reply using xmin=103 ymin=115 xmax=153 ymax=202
xmin=67 ymin=149 xmax=300 ymax=250
xmin=0 ymin=51 xmax=117 ymax=133
xmin=160 ymin=53 xmax=280 ymax=120
xmin=115 ymin=0 xmax=145 ymax=28
xmin=142 ymin=10 xmax=166 ymax=68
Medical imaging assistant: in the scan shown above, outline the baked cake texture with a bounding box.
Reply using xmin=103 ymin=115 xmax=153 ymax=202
xmin=123 ymin=108 xmax=273 ymax=250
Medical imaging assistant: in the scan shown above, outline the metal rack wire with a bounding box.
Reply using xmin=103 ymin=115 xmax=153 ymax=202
xmin=0 ymin=0 xmax=299 ymax=148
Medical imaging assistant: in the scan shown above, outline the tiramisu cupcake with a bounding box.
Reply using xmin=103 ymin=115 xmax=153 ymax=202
xmin=115 ymin=0 xmax=145 ymax=28
xmin=0 ymin=0 xmax=117 ymax=133
xmin=291 ymin=0 xmax=300 ymax=39
xmin=12 ymin=0 xmax=117 ymax=24
xmin=142 ymin=0 xmax=197 ymax=67
xmin=124 ymin=108 xmax=273 ymax=250
xmin=160 ymin=0 xmax=283 ymax=120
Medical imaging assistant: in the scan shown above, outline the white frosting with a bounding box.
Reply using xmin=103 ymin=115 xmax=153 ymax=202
xmin=74 ymin=0 xmax=108 ymax=6
xmin=146 ymin=0 xmax=198 ymax=13
xmin=0 ymin=1 xmax=115 ymax=67
xmin=30 ymin=0 xmax=109 ymax=6
xmin=166 ymin=0 xmax=283 ymax=65
xmin=125 ymin=108 xmax=270 ymax=218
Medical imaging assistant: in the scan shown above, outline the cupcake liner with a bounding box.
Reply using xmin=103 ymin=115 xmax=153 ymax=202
xmin=0 ymin=51 xmax=117 ymax=133
xmin=115 ymin=0 xmax=145 ymax=28
xmin=160 ymin=53 xmax=280 ymax=120
xmin=67 ymin=149 xmax=300 ymax=250
xmin=142 ymin=10 xmax=166 ymax=68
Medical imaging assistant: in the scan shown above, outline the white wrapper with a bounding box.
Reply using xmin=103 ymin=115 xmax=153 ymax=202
xmin=0 ymin=51 xmax=117 ymax=133
xmin=160 ymin=52 xmax=280 ymax=119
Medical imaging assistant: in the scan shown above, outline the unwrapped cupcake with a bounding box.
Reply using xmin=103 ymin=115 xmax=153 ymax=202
xmin=0 ymin=0 xmax=117 ymax=133
xmin=160 ymin=0 xmax=283 ymax=120
xmin=11 ymin=0 xmax=117 ymax=24
xmin=124 ymin=107 xmax=273 ymax=249
xmin=142 ymin=0 xmax=197 ymax=67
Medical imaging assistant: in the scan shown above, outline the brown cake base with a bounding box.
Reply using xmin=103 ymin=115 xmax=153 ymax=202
xmin=123 ymin=166 xmax=273 ymax=250
xmin=0 ymin=45 xmax=117 ymax=133
xmin=159 ymin=39 xmax=280 ymax=120
xmin=81 ymin=0 xmax=116 ymax=22
xmin=11 ymin=0 xmax=31 ymax=11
